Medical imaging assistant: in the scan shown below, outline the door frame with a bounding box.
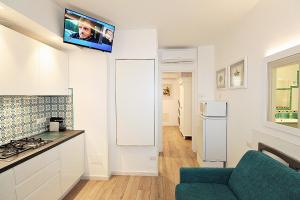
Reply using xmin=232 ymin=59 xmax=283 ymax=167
xmin=158 ymin=68 xmax=198 ymax=152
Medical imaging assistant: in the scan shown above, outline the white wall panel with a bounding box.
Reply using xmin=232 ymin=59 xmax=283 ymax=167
xmin=116 ymin=59 xmax=155 ymax=146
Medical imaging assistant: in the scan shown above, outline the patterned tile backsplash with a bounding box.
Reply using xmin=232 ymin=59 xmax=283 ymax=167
xmin=0 ymin=96 xmax=73 ymax=145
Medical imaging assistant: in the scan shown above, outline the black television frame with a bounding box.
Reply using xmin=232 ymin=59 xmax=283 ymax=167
xmin=63 ymin=8 xmax=115 ymax=53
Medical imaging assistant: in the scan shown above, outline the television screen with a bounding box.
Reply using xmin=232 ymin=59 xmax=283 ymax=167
xmin=63 ymin=9 xmax=115 ymax=53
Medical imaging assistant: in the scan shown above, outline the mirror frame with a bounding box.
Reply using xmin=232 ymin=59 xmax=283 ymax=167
xmin=264 ymin=45 xmax=300 ymax=136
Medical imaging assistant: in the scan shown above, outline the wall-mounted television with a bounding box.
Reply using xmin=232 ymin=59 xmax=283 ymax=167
xmin=63 ymin=9 xmax=115 ymax=53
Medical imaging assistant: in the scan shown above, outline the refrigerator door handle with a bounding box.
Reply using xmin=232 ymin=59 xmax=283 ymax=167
xmin=202 ymin=117 xmax=206 ymax=160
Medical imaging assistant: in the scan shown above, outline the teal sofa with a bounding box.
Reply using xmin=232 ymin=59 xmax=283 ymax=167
xmin=176 ymin=150 xmax=300 ymax=200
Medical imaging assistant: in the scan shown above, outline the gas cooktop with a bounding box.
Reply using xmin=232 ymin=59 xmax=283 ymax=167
xmin=0 ymin=137 xmax=52 ymax=159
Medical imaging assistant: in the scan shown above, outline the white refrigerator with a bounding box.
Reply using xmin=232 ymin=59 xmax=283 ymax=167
xmin=198 ymin=101 xmax=227 ymax=166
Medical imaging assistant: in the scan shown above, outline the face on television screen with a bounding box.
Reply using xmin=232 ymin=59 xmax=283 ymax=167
xmin=63 ymin=9 xmax=115 ymax=52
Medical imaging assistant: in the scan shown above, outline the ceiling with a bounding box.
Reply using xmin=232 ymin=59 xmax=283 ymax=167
xmin=56 ymin=0 xmax=259 ymax=48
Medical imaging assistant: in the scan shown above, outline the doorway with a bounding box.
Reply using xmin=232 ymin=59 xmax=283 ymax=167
xmin=158 ymin=71 xmax=198 ymax=195
xmin=161 ymin=72 xmax=193 ymax=149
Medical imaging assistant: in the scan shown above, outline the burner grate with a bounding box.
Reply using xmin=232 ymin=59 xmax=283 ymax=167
xmin=0 ymin=137 xmax=52 ymax=159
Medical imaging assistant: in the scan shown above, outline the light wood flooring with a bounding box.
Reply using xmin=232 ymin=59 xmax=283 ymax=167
xmin=63 ymin=126 xmax=198 ymax=200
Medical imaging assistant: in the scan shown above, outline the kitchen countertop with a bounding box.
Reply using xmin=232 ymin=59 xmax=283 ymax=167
xmin=0 ymin=130 xmax=84 ymax=174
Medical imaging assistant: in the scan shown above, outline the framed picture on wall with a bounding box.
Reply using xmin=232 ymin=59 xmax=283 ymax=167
xmin=229 ymin=57 xmax=248 ymax=89
xmin=163 ymin=84 xmax=172 ymax=96
xmin=216 ymin=68 xmax=226 ymax=89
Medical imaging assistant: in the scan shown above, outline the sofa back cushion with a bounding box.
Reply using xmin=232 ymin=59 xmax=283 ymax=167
xmin=228 ymin=150 xmax=300 ymax=200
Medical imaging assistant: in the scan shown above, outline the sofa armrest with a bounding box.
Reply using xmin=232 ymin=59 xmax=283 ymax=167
xmin=180 ymin=167 xmax=234 ymax=184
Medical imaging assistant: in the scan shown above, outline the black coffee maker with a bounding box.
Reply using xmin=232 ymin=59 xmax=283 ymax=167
xmin=50 ymin=117 xmax=66 ymax=131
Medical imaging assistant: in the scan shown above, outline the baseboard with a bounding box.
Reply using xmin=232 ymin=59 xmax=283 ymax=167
xmin=111 ymin=171 xmax=158 ymax=176
xmin=197 ymin=153 xmax=201 ymax=166
xmin=197 ymin=153 xmax=225 ymax=168
xmin=59 ymin=177 xmax=81 ymax=200
xmin=81 ymin=175 xmax=111 ymax=180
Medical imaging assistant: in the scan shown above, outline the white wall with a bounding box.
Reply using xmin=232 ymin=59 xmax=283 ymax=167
xmin=198 ymin=46 xmax=215 ymax=101
xmin=162 ymin=78 xmax=180 ymax=126
xmin=158 ymin=47 xmax=215 ymax=152
xmin=214 ymin=0 xmax=300 ymax=166
xmin=112 ymin=29 xmax=158 ymax=59
xmin=69 ymin=49 xmax=109 ymax=179
xmin=0 ymin=0 xmax=64 ymax=36
xmin=108 ymin=29 xmax=159 ymax=175
xmin=194 ymin=46 xmax=215 ymax=154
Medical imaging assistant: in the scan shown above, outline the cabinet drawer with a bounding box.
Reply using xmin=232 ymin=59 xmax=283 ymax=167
xmin=0 ymin=169 xmax=16 ymax=200
xmin=14 ymin=147 xmax=59 ymax=184
xmin=24 ymin=173 xmax=61 ymax=200
xmin=60 ymin=134 xmax=84 ymax=193
xmin=16 ymin=160 xmax=60 ymax=200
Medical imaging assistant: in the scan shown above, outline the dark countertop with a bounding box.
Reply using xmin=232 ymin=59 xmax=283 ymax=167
xmin=0 ymin=130 xmax=84 ymax=174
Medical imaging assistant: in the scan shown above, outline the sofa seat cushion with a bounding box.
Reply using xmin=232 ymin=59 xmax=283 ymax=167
xmin=176 ymin=183 xmax=237 ymax=200
xmin=229 ymin=151 xmax=300 ymax=200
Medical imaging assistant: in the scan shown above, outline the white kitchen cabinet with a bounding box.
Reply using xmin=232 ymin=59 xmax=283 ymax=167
xmin=0 ymin=25 xmax=69 ymax=95
xmin=16 ymin=160 xmax=60 ymax=200
xmin=14 ymin=147 xmax=59 ymax=185
xmin=14 ymin=147 xmax=60 ymax=200
xmin=0 ymin=25 xmax=40 ymax=95
xmin=0 ymin=133 xmax=84 ymax=200
xmin=24 ymin=174 xmax=61 ymax=200
xmin=38 ymin=44 xmax=69 ymax=95
xmin=0 ymin=169 xmax=16 ymax=200
xmin=60 ymin=134 xmax=84 ymax=194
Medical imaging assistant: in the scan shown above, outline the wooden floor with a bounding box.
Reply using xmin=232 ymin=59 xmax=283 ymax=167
xmin=64 ymin=126 xmax=198 ymax=200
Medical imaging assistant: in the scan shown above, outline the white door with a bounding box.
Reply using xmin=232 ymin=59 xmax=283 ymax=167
xmin=203 ymin=117 xmax=227 ymax=161
xmin=116 ymin=59 xmax=155 ymax=146
xmin=179 ymin=83 xmax=184 ymax=133
xmin=198 ymin=115 xmax=205 ymax=160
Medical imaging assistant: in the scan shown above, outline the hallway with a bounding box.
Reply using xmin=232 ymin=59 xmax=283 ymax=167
xmin=159 ymin=126 xmax=199 ymax=199
xmin=64 ymin=126 xmax=198 ymax=200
